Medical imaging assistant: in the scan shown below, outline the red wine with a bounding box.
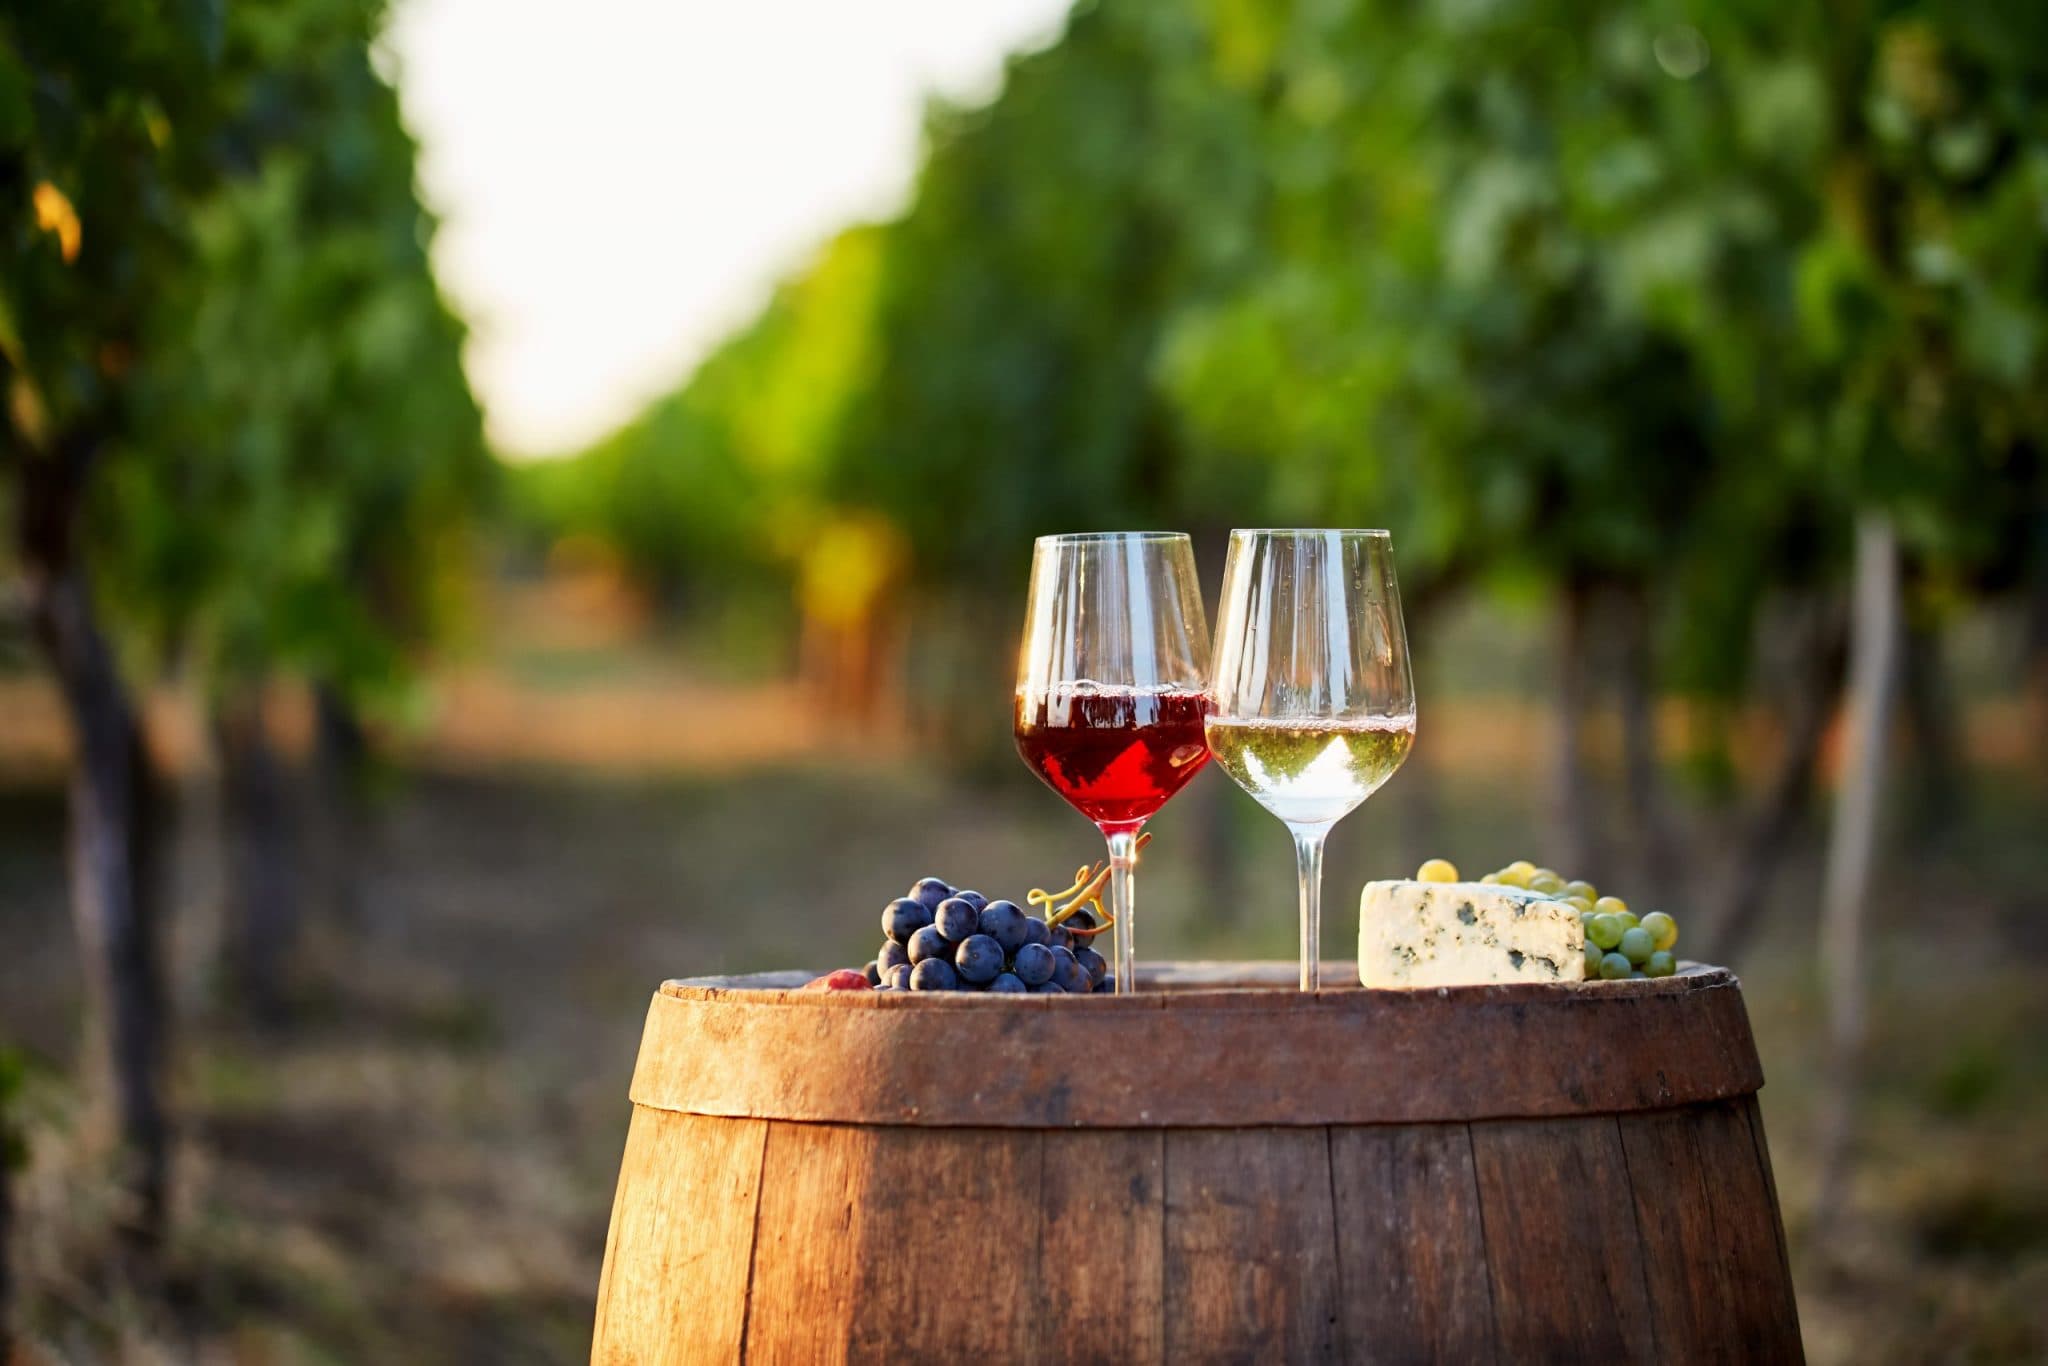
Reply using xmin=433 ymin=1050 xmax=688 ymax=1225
xmin=1014 ymin=685 xmax=1213 ymax=830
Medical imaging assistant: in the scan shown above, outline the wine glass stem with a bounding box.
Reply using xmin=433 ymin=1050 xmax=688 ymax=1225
xmin=1105 ymin=828 xmax=1140 ymax=994
xmin=1290 ymin=826 xmax=1328 ymax=991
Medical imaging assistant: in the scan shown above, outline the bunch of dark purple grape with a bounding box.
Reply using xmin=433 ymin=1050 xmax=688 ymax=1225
xmin=864 ymin=876 xmax=1110 ymax=994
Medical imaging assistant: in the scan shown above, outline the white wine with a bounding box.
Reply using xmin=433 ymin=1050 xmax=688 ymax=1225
xmin=1204 ymin=716 xmax=1415 ymax=826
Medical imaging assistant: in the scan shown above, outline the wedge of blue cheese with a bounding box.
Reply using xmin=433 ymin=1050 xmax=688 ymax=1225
xmin=1360 ymin=880 xmax=1585 ymax=987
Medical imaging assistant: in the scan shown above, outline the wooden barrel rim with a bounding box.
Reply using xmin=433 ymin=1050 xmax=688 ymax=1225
xmin=627 ymin=960 xmax=1762 ymax=1128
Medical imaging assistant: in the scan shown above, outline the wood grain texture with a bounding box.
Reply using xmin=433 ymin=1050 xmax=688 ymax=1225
xmin=1619 ymin=1101 xmax=1805 ymax=1363
xmin=1745 ymin=1094 xmax=1803 ymax=1342
xmin=589 ymin=1108 xmax=767 ymax=1366
xmin=741 ymin=1122 xmax=1042 ymax=1364
xmin=1330 ymin=1124 xmax=1498 ymax=1364
xmin=1469 ymin=1115 xmax=1658 ymax=1364
xmin=1163 ymin=1128 xmax=1341 ymax=1363
xmin=731 ymin=1121 xmax=864 ymax=1366
xmin=631 ymin=963 xmax=1759 ymax=1128
xmin=1037 ymin=1130 xmax=1165 ymax=1364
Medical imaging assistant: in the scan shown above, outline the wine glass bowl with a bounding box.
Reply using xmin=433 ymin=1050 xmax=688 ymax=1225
xmin=1013 ymin=685 xmax=1211 ymax=831
xmin=1014 ymin=532 xmax=1213 ymax=993
xmin=1206 ymin=529 xmax=1415 ymax=990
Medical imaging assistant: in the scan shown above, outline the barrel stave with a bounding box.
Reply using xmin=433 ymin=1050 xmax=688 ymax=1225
xmin=591 ymin=1109 xmax=767 ymax=1365
xmin=1619 ymin=1098 xmax=1805 ymax=1363
xmin=1467 ymin=1115 xmax=1659 ymax=1361
xmin=743 ymin=1123 xmax=1044 ymax=1362
xmin=1039 ymin=1129 xmax=1166 ymax=1363
xmin=1330 ymin=1123 xmax=1497 ymax=1363
xmin=1162 ymin=1127 xmax=1341 ymax=1363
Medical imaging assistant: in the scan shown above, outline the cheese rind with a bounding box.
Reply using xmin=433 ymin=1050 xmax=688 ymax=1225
xmin=1359 ymin=880 xmax=1586 ymax=988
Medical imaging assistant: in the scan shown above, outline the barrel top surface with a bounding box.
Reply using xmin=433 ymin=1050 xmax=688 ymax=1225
xmin=659 ymin=958 xmax=1729 ymax=1002
xmin=627 ymin=960 xmax=1762 ymax=1129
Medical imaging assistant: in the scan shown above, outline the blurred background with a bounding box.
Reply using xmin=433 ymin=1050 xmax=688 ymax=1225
xmin=3 ymin=0 xmax=2045 ymax=1360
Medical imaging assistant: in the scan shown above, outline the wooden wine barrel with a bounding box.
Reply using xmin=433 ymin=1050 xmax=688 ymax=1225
xmin=590 ymin=963 xmax=1802 ymax=1364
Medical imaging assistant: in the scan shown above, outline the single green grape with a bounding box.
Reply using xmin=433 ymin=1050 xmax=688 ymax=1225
xmin=1584 ymin=942 xmax=1605 ymax=975
xmin=1563 ymin=879 xmax=1598 ymax=902
xmin=1628 ymin=970 xmax=1649 ymax=979
xmin=1593 ymin=895 xmax=1629 ymax=918
xmin=1640 ymin=911 xmax=1678 ymax=951
xmin=1618 ymin=926 xmax=1655 ymax=965
xmin=1416 ymin=858 xmax=1459 ymax=883
xmin=1646 ymin=950 xmax=1677 ymax=978
xmin=1588 ymin=914 xmax=1625 ymax=950
xmin=1479 ymin=872 xmax=1501 ymax=884
xmin=1599 ymin=952 xmax=1632 ymax=980
xmin=1498 ymin=862 xmax=1534 ymax=888
xmin=1529 ymin=870 xmax=1566 ymax=895
xmin=1564 ymin=896 xmax=1595 ymax=915
xmin=1615 ymin=910 xmax=1640 ymax=930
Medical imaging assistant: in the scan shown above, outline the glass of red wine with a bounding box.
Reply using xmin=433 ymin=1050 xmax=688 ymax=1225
xmin=1014 ymin=532 xmax=1213 ymax=994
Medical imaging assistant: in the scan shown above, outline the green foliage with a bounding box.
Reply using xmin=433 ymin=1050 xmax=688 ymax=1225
xmin=97 ymin=0 xmax=488 ymax=714
xmin=525 ymin=0 xmax=2047 ymax=704
xmin=1160 ymin=0 xmax=2044 ymax=688
xmin=0 ymin=0 xmax=218 ymax=454
xmin=827 ymin=3 xmax=1256 ymax=582
xmin=3 ymin=0 xmax=486 ymax=717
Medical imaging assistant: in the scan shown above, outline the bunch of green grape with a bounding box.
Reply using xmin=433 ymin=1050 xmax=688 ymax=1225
xmin=1415 ymin=858 xmax=1680 ymax=981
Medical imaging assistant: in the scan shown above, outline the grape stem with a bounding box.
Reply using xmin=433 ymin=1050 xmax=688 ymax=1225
xmin=1027 ymin=833 xmax=1151 ymax=934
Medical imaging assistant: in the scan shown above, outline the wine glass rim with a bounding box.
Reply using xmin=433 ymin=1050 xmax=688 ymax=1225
xmin=1228 ymin=527 xmax=1391 ymax=538
xmin=1034 ymin=530 xmax=1192 ymax=545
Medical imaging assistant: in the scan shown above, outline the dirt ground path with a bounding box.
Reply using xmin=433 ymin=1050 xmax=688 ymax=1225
xmin=2 ymin=758 xmax=2045 ymax=1362
xmin=1 ymin=762 xmax=1215 ymax=1360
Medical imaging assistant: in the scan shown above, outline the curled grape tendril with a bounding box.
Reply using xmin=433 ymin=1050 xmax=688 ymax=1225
xmin=1027 ymin=832 xmax=1152 ymax=938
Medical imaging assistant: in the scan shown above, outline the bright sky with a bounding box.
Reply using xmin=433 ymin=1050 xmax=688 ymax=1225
xmin=385 ymin=0 xmax=1069 ymax=457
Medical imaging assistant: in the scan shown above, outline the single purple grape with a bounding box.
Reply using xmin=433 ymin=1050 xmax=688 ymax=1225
xmin=977 ymin=901 xmax=1030 ymax=955
xmin=954 ymin=934 xmax=1004 ymax=984
xmin=934 ymin=897 xmax=980 ymax=942
xmin=908 ymin=877 xmax=954 ymax=911
xmin=1012 ymin=943 xmax=1056 ymax=987
xmin=1050 ymin=946 xmax=1090 ymax=995
xmin=883 ymin=897 xmax=932 ymax=945
xmin=907 ymin=924 xmax=952 ymax=965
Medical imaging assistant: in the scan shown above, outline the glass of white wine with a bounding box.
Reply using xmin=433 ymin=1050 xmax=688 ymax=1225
xmin=1206 ymin=529 xmax=1416 ymax=990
